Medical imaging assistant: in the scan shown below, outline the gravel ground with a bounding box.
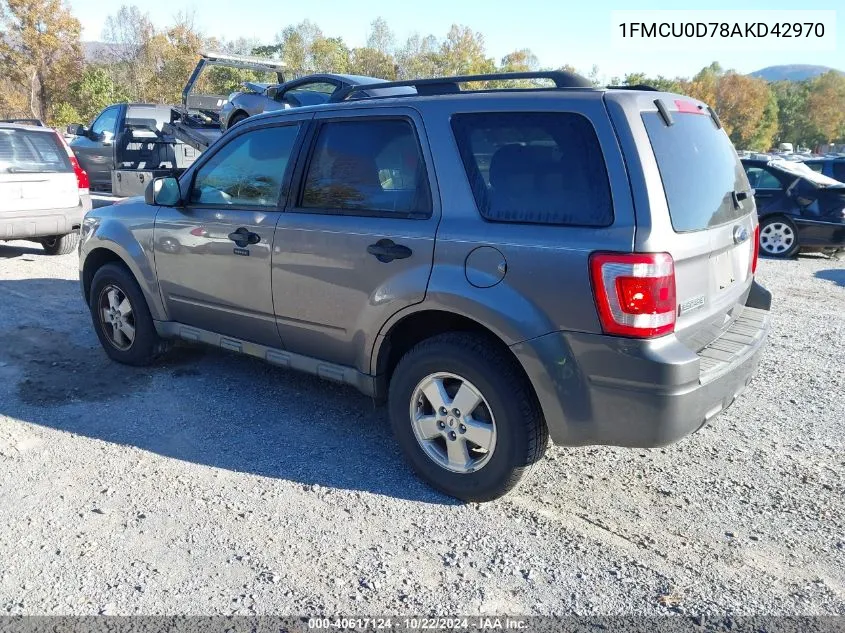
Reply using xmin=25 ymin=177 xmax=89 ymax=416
xmin=0 ymin=240 xmax=843 ymax=618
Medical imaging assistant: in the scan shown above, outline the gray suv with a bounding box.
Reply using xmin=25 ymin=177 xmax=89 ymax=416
xmin=79 ymin=71 xmax=771 ymax=501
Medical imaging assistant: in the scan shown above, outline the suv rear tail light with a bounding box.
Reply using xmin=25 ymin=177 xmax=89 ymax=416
xmin=751 ymin=224 xmax=760 ymax=275
xmin=53 ymin=131 xmax=90 ymax=194
xmin=589 ymin=252 xmax=677 ymax=338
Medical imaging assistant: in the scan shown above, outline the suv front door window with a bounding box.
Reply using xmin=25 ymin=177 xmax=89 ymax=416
xmin=154 ymin=122 xmax=306 ymax=347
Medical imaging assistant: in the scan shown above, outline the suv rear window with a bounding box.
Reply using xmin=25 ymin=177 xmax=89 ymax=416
xmin=0 ymin=129 xmax=71 ymax=173
xmin=643 ymin=112 xmax=748 ymax=232
xmin=451 ymin=112 xmax=613 ymax=226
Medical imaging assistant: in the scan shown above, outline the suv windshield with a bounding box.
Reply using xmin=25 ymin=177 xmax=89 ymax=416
xmin=0 ymin=128 xmax=71 ymax=173
xmin=643 ymin=111 xmax=749 ymax=232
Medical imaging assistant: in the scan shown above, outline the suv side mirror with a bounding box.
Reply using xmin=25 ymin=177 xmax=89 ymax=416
xmin=67 ymin=123 xmax=86 ymax=136
xmin=265 ymin=86 xmax=278 ymax=99
xmin=146 ymin=177 xmax=181 ymax=207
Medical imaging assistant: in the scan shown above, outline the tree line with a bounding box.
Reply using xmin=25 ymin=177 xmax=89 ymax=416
xmin=2 ymin=0 xmax=844 ymax=152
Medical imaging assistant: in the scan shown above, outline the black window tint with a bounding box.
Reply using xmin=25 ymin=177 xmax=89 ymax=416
xmin=450 ymin=112 xmax=613 ymax=226
xmin=643 ymin=112 xmax=748 ymax=232
xmin=191 ymin=124 xmax=300 ymax=207
xmin=744 ymin=166 xmax=782 ymax=190
xmin=832 ymin=162 xmax=845 ymax=183
xmin=301 ymin=119 xmax=431 ymax=218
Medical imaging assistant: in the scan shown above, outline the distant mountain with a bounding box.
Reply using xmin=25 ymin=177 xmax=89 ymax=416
xmin=83 ymin=41 xmax=117 ymax=63
xmin=749 ymin=64 xmax=842 ymax=82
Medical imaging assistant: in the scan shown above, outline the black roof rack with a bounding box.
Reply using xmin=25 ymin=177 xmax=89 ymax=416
xmin=333 ymin=71 xmax=593 ymax=101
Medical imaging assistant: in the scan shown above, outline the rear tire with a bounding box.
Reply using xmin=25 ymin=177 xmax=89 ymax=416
xmin=89 ymin=263 xmax=169 ymax=366
xmin=388 ymin=332 xmax=548 ymax=502
xmin=40 ymin=232 xmax=79 ymax=256
xmin=228 ymin=112 xmax=248 ymax=128
xmin=759 ymin=216 xmax=799 ymax=258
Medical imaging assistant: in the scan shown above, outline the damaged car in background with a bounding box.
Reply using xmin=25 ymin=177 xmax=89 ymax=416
xmin=219 ymin=74 xmax=415 ymax=131
xmin=742 ymin=157 xmax=845 ymax=258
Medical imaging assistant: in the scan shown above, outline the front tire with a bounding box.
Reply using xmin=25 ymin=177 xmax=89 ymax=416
xmin=40 ymin=232 xmax=79 ymax=256
xmin=89 ymin=263 xmax=169 ymax=366
xmin=388 ymin=332 xmax=548 ymax=502
xmin=759 ymin=217 xmax=799 ymax=258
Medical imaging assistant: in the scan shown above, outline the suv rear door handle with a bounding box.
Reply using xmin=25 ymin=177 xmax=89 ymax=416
xmin=367 ymin=239 xmax=412 ymax=263
xmin=228 ymin=227 xmax=260 ymax=247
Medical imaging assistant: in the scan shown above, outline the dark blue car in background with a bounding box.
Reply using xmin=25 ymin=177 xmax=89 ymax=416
xmin=804 ymin=156 xmax=845 ymax=184
xmin=742 ymin=158 xmax=845 ymax=258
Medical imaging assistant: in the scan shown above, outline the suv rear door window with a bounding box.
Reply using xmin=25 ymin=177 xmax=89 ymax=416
xmin=190 ymin=124 xmax=301 ymax=207
xmin=0 ymin=129 xmax=71 ymax=173
xmin=643 ymin=111 xmax=749 ymax=232
xmin=300 ymin=118 xmax=431 ymax=218
xmin=451 ymin=112 xmax=613 ymax=226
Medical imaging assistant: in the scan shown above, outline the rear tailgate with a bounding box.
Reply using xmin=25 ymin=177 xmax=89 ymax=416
xmin=0 ymin=127 xmax=78 ymax=213
xmin=607 ymin=93 xmax=757 ymax=351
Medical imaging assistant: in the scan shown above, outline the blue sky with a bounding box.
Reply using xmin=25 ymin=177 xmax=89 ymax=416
xmin=69 ymin=0 xmax=843 ymax=79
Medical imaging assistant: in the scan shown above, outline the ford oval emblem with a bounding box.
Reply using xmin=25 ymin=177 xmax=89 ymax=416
xmin=733 ymin=226 xmax=749 ymax=244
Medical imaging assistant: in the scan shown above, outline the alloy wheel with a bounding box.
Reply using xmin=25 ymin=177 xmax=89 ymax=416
xmin=98 ymin=284 xmax=136 ymax=351
xmin=409 ymin=372 xmax=497 ymax=474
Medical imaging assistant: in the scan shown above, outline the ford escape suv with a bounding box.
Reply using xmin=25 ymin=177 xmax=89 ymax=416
xmin=79 ymin=71 xmax=771 ymax=502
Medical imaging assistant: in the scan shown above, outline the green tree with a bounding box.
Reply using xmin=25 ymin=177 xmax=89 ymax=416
xmin=68 ymin=65 xmax=128 ymax=122
xmin=622 ymin=72 xmax=682 ymax=93
xmin=396 ymin=33 xmax=441 ymax=79
xmin=102 ymin=4 xmax=155 ymax=102
xmin=747 ymin=89 xmax=779 ymax=151
xmin=771 ymin=80 xmax=811 ymax=148
xmin=143 ymin=11 xmax=204 ymax=104
xmin=806 ymin=71 xmax=845 ymax=145
xmin=682 ymin=61 xmax=723 ymax=106
xmin=366 ymin=17 xmax=394 ymax=57
xmin=349 ymin=47 xmax=395 ymax=79
xmin=275 ymin=20 xmax=323 ymax=77
xmin=0 ymin=0 xmax=83 ymax=122
xmin=49 ymin=100 xmax=80 ymax=127
xmin=311 ymin=36 xmax=349 ymax=74
xmin=437 ymin=25 xmax=495 ymax=77
xmin=715 ymin=73 xmax=775 ymax=150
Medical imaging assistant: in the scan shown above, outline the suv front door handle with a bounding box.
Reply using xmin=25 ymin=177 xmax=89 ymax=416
xmin=228 ymin=227 xmax=260 ymax=247
xmin=367 ymin=239 xmax=412 ymax=263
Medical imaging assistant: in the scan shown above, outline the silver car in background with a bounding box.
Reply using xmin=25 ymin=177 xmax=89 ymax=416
xmin=0 ymin=123 xmax=91 ymax=255
xmin=219 ymin=74 xmax=414 ymax=131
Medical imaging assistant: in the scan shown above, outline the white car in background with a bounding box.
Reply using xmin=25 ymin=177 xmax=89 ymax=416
xmin=0 ymin=122 xmax=91 ymax=255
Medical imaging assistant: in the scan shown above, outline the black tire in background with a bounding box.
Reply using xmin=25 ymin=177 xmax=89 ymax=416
xmin=759 ymin=216 xmax=800 ymax=258
xmin=89 ymin=262 xmax=170 ymax=366
xmin=40 ymin=232 xmax=80 ymax=256
xmin=227 ymin=112 xmax=248 ymax=128
xmin=388 ymin=332 xmax=548 ymax=502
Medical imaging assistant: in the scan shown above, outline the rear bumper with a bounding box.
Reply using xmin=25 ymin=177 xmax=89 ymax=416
xmin=511 ymin=281 xmax=772 ymax=447
xmin=0 ymin=196 xmax=90 ymax=241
